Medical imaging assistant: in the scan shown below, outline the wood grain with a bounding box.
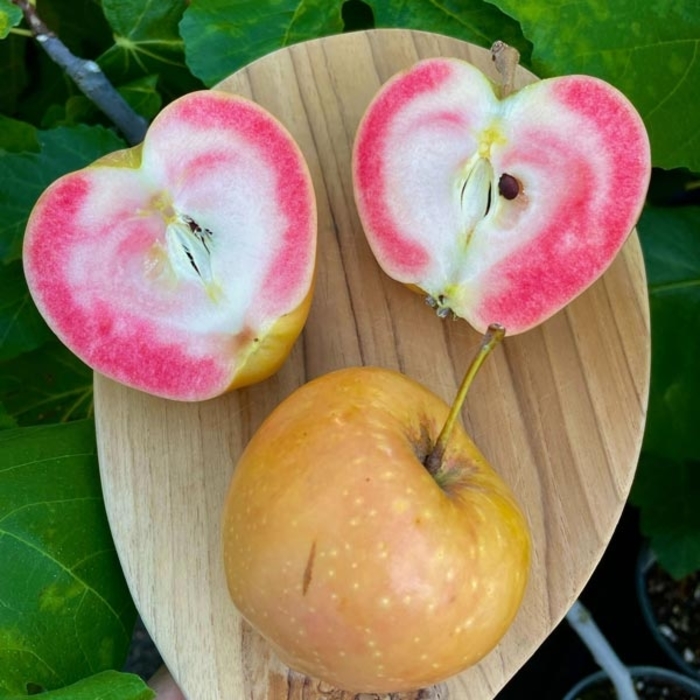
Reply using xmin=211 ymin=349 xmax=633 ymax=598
xmin=94 ymin=30 xmax=650 ymax=700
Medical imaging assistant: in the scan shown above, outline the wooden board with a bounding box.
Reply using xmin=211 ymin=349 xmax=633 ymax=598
xmin=94 ymin=29 xmax=650 ymax=700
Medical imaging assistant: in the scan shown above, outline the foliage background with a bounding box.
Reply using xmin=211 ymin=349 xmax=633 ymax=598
xmin=0 ymin=0 xmax=698 ymax=696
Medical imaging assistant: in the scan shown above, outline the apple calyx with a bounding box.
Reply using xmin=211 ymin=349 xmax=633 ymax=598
xmin=425 ymin=323 xmax=505 ymax=477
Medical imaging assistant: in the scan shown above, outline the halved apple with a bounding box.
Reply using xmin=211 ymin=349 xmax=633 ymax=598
xmin=23 ymin=90 xmax=317 ymax=401
xmin=352 ymin=56 xmax=651 ymax=334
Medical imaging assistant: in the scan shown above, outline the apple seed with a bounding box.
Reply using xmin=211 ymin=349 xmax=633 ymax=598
xmin=498 ymin=173 xmax=520 ymax=200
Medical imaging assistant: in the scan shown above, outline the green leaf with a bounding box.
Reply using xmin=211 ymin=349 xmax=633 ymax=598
xmin=0 ymin=260 xmax=53 ymax=361
xmin=0 ymin=115 xmax=39 ymax=153
xmin=0 ymin=339 xmax=93 ymax=426
xmin=98 ymin=0 xmax=202 ymax=100
xmin=638 ymin=204 xmax=700 ymax=463
xmin=484 ymin=0 xmax=700 ymax=172
xmin=181 ymin=0 xmax=345 ymax=87
xmin=118 ymin=74 xmax=163 ymax=120
xmin=0 ymin=400 xmax=17 ymax=430
xmin=0 ymin=0 xmax=22 ymax=39
xmin=0 ymin=421 xmax=137 ymax=695
xmin=367 ymin=0 xmax=531 ymax=63
xmin=2 ymin=670 xmax=154 ymax=700
xmin=0 ymin=124 xmax=126 ymax=264
xmin=631 ymin=456 xmax=700 ymax=579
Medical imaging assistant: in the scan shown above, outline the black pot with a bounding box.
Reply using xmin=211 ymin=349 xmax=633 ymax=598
xmin=637 ymin=547 xmax=700 ymax=679
xmin=563 ymin=665 xmax=700 ymax=699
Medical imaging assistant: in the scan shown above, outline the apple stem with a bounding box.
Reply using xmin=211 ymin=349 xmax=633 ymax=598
xmin=425 ymin=323 xmax=506 ymax=476
xmin=491 ymin=41 xmax=521 ymax=99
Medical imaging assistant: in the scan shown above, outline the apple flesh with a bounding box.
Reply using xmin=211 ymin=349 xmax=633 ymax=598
xmin=352 ymin=56 xmax=651 ymax=334
xmin=223 ymin=365 xmax=530 ymax=693
xmin=23 ymin=90 xmax=317 ymax=401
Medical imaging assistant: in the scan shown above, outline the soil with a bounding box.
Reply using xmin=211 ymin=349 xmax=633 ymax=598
xmin=573 ymin=675 xmax=700 ymax=699
xmin=645 ymin=562 xmax=700 ymax=675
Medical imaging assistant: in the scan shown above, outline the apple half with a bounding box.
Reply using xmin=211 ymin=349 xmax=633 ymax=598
xmin=352 ymin=57 xmax=651 ymax=334
xmin=23 ymin=90 xmax=317 ymax=401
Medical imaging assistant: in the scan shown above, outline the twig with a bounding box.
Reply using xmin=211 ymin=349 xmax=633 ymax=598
xmin=566 ymin=600 xmax=639 ymax=700
xmin=11 ymin=0 xmax=148 ymax=145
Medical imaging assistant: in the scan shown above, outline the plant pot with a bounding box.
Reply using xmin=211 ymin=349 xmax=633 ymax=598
xmin=562 ymin=665 xmax=700 ymax=700
xmin=637 ymin=547 xmax=700 ymax=678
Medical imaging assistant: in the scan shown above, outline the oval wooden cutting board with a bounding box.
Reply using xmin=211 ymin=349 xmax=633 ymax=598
xmin=94 ymin=29 xmax=650 ymax=700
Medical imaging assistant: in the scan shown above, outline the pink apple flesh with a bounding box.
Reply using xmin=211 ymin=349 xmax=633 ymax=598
xmin=352 ymin=58 xmax=651 ymax=334
xmin=23 ymin=91 xmax=316 ymax=401
xmin=223 ymin=366 xmax=531 ymax=693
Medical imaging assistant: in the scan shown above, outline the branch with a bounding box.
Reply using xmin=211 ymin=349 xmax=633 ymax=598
xmin=566 ymin=600 xmax=639 ymax=700
xmin=12 ymin=0 xmax=148 ymax=145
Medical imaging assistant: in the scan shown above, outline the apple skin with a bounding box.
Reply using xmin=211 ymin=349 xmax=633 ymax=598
xmin=352 ymin=57 xmax=651 ymax=334
xmin=23 ymin=90 xmax=316 ymax=401
xmin=223 ymin=366 xmax=530 ymax=693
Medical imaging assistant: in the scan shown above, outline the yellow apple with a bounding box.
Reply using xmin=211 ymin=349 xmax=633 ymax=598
xmin=222 ymin=326 xmax=530 ymax=693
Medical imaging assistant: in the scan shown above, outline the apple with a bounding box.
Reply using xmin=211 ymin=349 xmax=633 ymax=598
xmin=23 ymin=90 xmax=317 ymax=401
xmin=222 ymin=325 xmax=530 ymax=693
xmin=352 ymin=45 xmax=651 ymax=334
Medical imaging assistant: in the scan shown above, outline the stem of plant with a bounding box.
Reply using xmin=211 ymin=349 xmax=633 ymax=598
xmin=567 ymin=600 xmax=639 ymax=700
xmin=425 ymin=323 xmax=506 ymax=475
xmin=11 ymin=0 xmax=148 ymax=145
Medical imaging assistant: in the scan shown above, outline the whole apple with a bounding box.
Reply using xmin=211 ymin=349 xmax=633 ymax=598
xmin=23 ymin=90 xmax=317 ymax=401
xmin=352 ymin=50 xmax=651 ymax=334
xmin=223 ymin=357 xmax=530 ymax=692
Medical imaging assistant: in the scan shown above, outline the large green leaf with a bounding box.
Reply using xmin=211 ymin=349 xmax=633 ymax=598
xmin=3 ymin=670 xmax=154 ymax=700
xmin=631 ymin=456 xmax=700 ymax=580
xmin=630 ymin=203 xmax=700 ymax=578
xmin=0 ymin=400 xmax=17 ymax=430
xmin=0 ymin=260 xmax=53 ymax=362
xmin=0 ymin=115 xmax=39 ymax=153
xmin=0 ymin=339 xmax=93 ymax=426
xmin=181 ymin=0 xmax=530 ymax=88
xmin=181 ymin=0 xmax=345 ymax=87
xmin=638 ymin=204 xmax=700 ymax=462
xmin=484 ymin=0 xmax=700 ymax=172
xmin=367 ymin=0 xmax=531 ymax=63
xmin=0 ymin=421 xmax=136 ymax=695
xmin=98 ymin=0 xmax=202 ymax=101
xmin=0 ymin=124 xmax=126 ymax=264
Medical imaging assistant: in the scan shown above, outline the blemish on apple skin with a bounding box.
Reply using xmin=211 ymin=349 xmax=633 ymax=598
xmin=302 ymin=540 xmax=316 ymax=596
